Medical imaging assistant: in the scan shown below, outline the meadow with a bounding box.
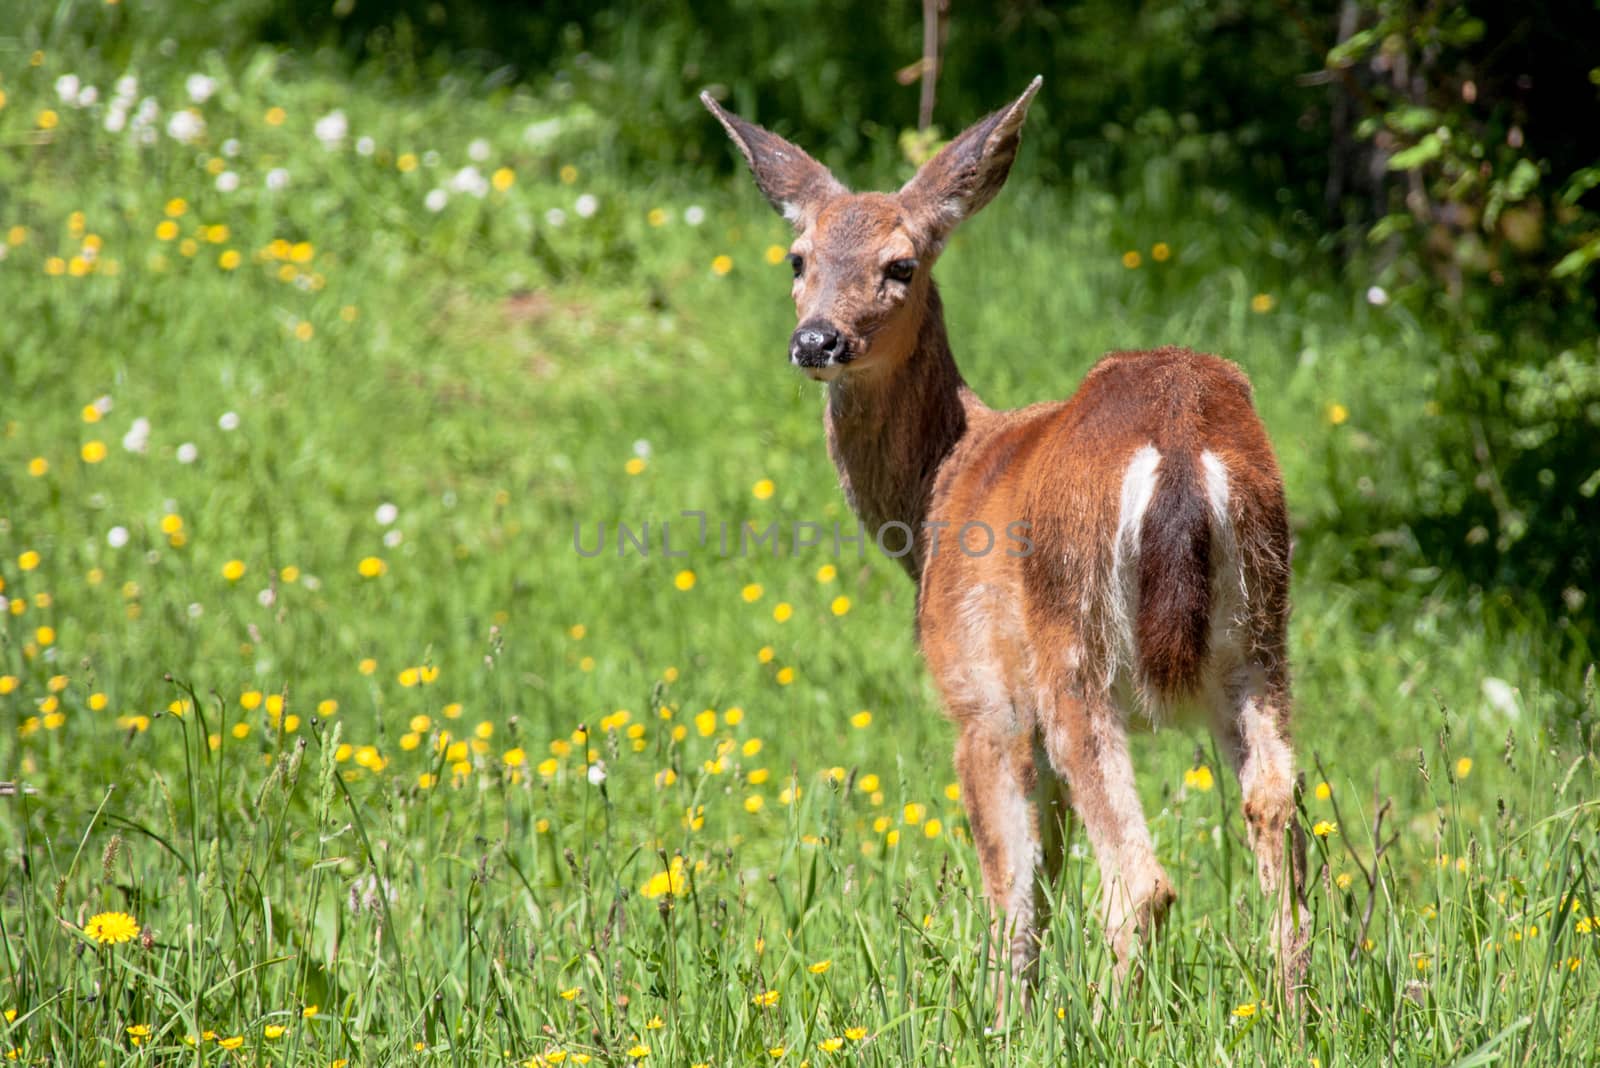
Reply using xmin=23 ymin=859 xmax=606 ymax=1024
xmin=2 ymin=6 xmax=1599 ymax=1066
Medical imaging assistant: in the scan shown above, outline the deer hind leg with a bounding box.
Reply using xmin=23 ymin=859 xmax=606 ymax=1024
xmin=953 ymin=717 xmax=1058 ymax=1025
xmin=1213 ymin=661 xmax=1309 ymax=993
xmin=1038 ymin=686 xmax=1174 ymax=980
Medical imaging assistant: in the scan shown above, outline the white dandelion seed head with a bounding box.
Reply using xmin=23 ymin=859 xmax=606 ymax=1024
xmin=587 ymin=762 xmax=607 ymax=786
xmin=257 ymin=588 xmax=276 ymax=607
xmin=221 ymin=137 xmax=241 ymax=157
xmin=314 ymin=109 xmax=348 ymax=149
xmin=575 ymin=193 xmax=598 ymax=219
xmin=55 ymin=74 xmax=82 ymax=104
xmin=166 ymin=109 xmax=206 ymax=145
xmin=449 ymin=165 xmax=488 ymax=198
xmin=632 ymin=439 xmax=651 ymax=459
xmin=135 ymin=97 xmax=160 ymax=123
xmin=185 ymin=73 xmax=217 ymax=104
xmin=122 ymin=417 xmax=151 ymax=454
xmin=0 ymin=596 xmax=7 ymax=614
xmin=468 ymin=137 xmax=491 ymax=162
xmin=544 ymin=207 xmax=566 ymax=228
xmin=301 ymin=574 xmax=321 ymax=591
xmin=375 ymin=502 xmax=399 ymax=526
xmin=216 ymin=171 xmax=239 ymax=193
xmin=107 ymin=525 xmax=130 ymax=548
xmin=1366 ymin=285 xmax=1390 ymax=306
xmin=104 ymin=107 xmax=128 ymax=134
xmin=187 ymin=602 xmax=204 ymax=619
xmin=218 ymin=411 xmax=240 ymax=431
xmin=94 ymin=395 xmax=114 ymax=415
xmin=683 ymin=205 xmax=705 ymax=226
xmin=523 ymin=118 xmax=561 ymax=147
xmin=382 ymin=529 xmax=403 ymax=548
xmin=176 ymin=442 xmax=199 ymax=464
xmin=424 ymin=188 xmax=448 ymax=213
xmin=76 ymin=85 xmax=99 ymax=108
xmin=265 ymin=167 xmax=290 ymax=191
xmin=356 ymin=135 xmax=375 ymax=156
xmin=421 ymin=149 xmax=441 ymax=167
xmin=115 ymin=75 xmax=139 ymax=100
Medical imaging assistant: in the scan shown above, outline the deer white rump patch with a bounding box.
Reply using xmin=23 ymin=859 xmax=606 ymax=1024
xmin=1107 ymin=445 xmax=1162 ymax=688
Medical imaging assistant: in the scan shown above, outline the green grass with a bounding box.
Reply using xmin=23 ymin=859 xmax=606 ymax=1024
xmin=2 ymin=9 xmax=1599 ymax=1066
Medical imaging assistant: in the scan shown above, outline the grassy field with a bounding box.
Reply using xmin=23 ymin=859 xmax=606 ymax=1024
xmin=3 ymin=8 xmax=1599 ymax=1066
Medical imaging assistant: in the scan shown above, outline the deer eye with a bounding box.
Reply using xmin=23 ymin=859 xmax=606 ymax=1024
xmin=885 ymin=258 xmax=916 ymax=283
xmin=787 ymin=253 xmax=804 ymax=279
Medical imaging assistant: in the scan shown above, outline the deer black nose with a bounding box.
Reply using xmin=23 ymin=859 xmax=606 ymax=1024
xmin=790 ymin=320 xmax=844 ymax=366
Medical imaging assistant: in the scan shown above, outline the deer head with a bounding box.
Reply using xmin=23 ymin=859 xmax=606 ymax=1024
xmin=701 ymin=78 xmax=1042 ymax=382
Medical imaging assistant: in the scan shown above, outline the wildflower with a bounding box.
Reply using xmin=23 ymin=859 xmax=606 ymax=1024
xmin=358 ymin=556 xmax=386 ymax=578
xmin=1121 ymin=250 xmax=1141 ymax=269
xmin=264 ymin=106 xmax=286 ymax=125
xmin=851 ymin=710 xmax=872 ymax=729
xmin=1326 ymin=402 xmax=1349 ymax=426
xmin=627 ymin=1045 xmax=650 ymax=1059
xmin=858 ymin=773 xmax=880 ymax=792
xmin=695 ymin=710 xmax=717 ymax=736
xmin=831 ymin=596 xmax=851 ymax=616
xmin=218 ymin=1036 xmax=244 ymax=1049
xmin=559 ymin=987 xmax=581 ymax=1001
xmin=1365 ymin=285 xmax=1389 ymax=306
xmin=358 ymin=657 xmax=377 ymax=675
xmin=264 ymin=1024 xmax=286 ymax=1039
xmin=504 ymin=747 xmax=526 ymax=767
xmin=742 ymin=583 xmax=763 ymax=602
xmin=749 ymin=768 xmax=769 ymax=784
xmin=904 ymin=802 xmax=926 ymax=825
xmin=1151 ymin=242 xmax=1171 ymax=262
xmin=18 ymin=551 xmax=40 ymax=571
xmin=924 ymin=818 xmax=943 ymax=837
xmin=758 ymin=646 xmax=774 ymax=663
xmin=744 ymin=795 xmax=764 ymax=813
xmin=222 ymin=559 xmax=246 ymax=581
xmin=492 ymin=167 xmax=514 ymax=191
xmin=38 ymin=109 xmax=60 ymax=130
xmin=1455 ymin=757 xmax=1472 ymax=779
xmin=1250 ymin=293 xmax=1275 ymax=313
xmin=398 ymin=667 xmax=420 ymax=687
xmin=808 ymin=959 xmax=831 ymax=974
xmin=674 ymin=570 xmax=695 ymax=591
xmin=684 ymin=205 xmax=705 ymax=225
xmin=127 ymin=1024 xmax=151 ymax=1045
xmin=775 ymin=667 xmax=795 ymax=686
xmin=640 ymin=856 xmax=686 ymax=899
xmin=752 ymin=990 xmax=780 ymax=1008
xmin=575 ymin=194 xmax=599 ymax=218
xmin=1184 ymin=765 xmax=1215 ymax=792
xmin=28 ymin=457 xmax=48 ymax=477
xmin=625 ymin=456 xmax=647 ymax=475
xmin=765 ymin=244 xmax=787 ymax=265
xmin=1336 ymin=872 xmax=1353 ymax=890
xmin=768 ymin=1047 xmax=785 ymax=1059
xmin=1232 ymin=1002 xmax=1258 ymax=1019
xmin=1312 ymin=820 xmax=1337 ymax=838
xmin=752 ymin=478 xmax=775 ymax=500
xmin=844 ymin=1027 xmax=867 ymax=1042
xmin=84 ymin=911 xmax=140 ymax=945
xmin=1315 ymin=781 xmax=1332 ymax=800
xmin=219 ymin=249 xmax=241 ymax=269
xmin=945 ymin=782 xmax=961 ymax=801
xmin=644 ymin=1016 xmax=664 ymax=1030
xmin=773 ymin=602 xmax=793 ymax=623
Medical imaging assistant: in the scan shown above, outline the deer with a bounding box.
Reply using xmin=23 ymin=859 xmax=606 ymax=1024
xmin=702 ymin=77 xmax=1309 ymax=1019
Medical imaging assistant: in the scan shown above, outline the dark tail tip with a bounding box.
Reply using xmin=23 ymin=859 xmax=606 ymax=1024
xmin=1136 ymin=457 xmax=1212 ymax=697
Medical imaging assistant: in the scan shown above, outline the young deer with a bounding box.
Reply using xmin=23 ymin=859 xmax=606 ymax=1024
xmin=703 ymin=78 xmax=1308 ymax=1016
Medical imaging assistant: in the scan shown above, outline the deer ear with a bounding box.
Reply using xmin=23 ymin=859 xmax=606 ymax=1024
xmin=701 ymin=91 xmax=847 ymax=227
xmin=900 ymin=76 xmax=1042 ymax=246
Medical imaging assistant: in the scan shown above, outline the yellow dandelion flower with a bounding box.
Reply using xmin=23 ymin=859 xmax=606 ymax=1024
xmin=1336 ymin=872 xmax=1354 ymax=890
xmin=219 ymin=1035 xmax=244 ymax=1049
xmin=711 ymin=254 xmax=733 ymax=276
xmin=1232 ymin=1002 xmax=1257 ymax=1019
xmin=222 ymin=559 xmax=246 ymax=581
xmin=742 ymin=583 xmax=763 ymax=602
xmin=1121 ymin=250 xmax=1141 ymax=269
xmin=773 ymin=602 xmax=792 ymax=623
xmin=808 ymin=959 xmax=831 ymax=974
xmin=398 ymin=667 xmax=420 ymax=687
xmin=903 ymin=802 xmax=926 ymax=825
xmin=358 ymin=657 xmax=377 ymax=675
xmin=831 ymin=596 xmax=850 ymax=616
xmin=559 ymin=987 xmax=581 ymax=1001
xmin=358 ymin=556 xmax=387 ymax=578
xmin=263 ymin=1024 xmax=286 ymax=1039
xmin=768 ymin=1046 xmax=785 ymax=1059
xmin=1183 ymin=765 xmax=1215 ymax=792
xmin=625 ymin=456 xmax=647 ymax=475
xmin=19 ymin=550 xmax=41 ymax=571
xmin=219 ymin=249 xmax=241 ymax=270
xmin=264 ymin=106 xmax=286 ymax=126
xmin=674 ymin=570 xmax=696 ymax=591
xmin=84 ymin=911 xmax=140 ymax=945
xmin=1326 ymin=402 xmax=1349 ymax=426
xmin=28 ymin=456 xmax=49 ymax=477
xmin=744 ymin=795 xmax=765 ymax=813
xmin=844 ymin=1027 xmax=867 ymax=1041
xmin=559 ymin=164 xmax=578 ymax=184
xmin=1151 ymin=242 xmax=1172 ymax=262
xmin=1250 ymin=293 xmax=1275 ymax=314
xmin=924 ymin=818 xmax=943 ymax=838
xmin=38 ymin=109 xmax=60 ymax=130
xmin=504 ymin=747 xmax=527 ymax=767
xmin=627 ymin=1045 xmax=650 ymax=1059
xmin=1455 ymin=757 xmax=1472 ymax=779
xmin=775 ymin=667 xmax=795 ymax=686
xmin=1312 ymin=819 xmax=1337 ymax=838
xmin=758 ymin=645 xmax=775 ymax=663
xmin=752 ymin=989 xmax=780 ymax=1008
xmin=492 ymin=167 xmax=515 ymax=192
xmin=1315 ymin=781 xmax=1332 ymax=800
xmin=752 ymin=478 xmax=775 ymax=500
xmin=851 ymin=710 xmax=872 ymax=729
xmin=647 ymin=207 xmax=668 ymax=227
xmin=80 ymin=440 xmax=107 ymax=463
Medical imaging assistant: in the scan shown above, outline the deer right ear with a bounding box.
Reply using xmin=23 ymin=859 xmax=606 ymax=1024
xmin=701 ymin=91 xmax=847 ymax=227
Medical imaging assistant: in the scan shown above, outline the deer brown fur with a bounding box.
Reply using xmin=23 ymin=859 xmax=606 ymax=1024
xmin=703 ymin=78 xmax=1309 ymax=1020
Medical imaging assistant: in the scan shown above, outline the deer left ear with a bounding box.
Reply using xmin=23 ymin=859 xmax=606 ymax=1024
xmin=900 ymin=76 xmax=1042 ymax=247
xmin=701 ymin=91 xmax=848 ymax=228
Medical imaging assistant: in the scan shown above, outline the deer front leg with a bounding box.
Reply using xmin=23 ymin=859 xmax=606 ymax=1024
xmin=954 ymin=718 xmax=1051 ymax=1026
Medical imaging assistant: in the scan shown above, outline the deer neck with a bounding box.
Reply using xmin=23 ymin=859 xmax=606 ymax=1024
xmin=824 ymin=284 xmax=983 ymax=578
